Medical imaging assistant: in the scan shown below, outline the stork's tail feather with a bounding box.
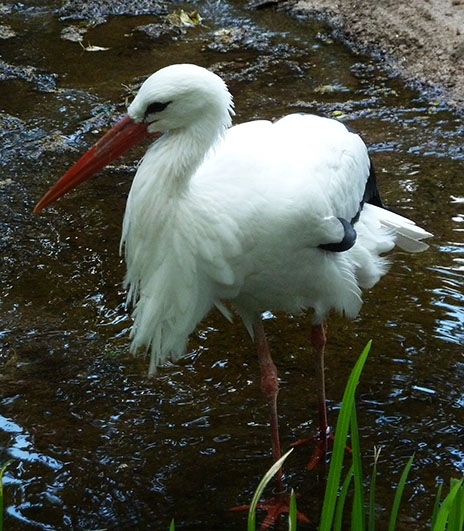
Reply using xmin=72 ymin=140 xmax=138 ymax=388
xmin=366 ymin=204 xmax=433 ymax=252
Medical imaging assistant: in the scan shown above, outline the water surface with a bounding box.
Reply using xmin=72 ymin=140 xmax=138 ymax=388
xmin=1 ymin=1 xmax=463 ymax=529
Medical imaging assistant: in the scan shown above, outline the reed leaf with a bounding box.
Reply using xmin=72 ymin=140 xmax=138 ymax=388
xmin=333 ymin=464 xmax=354 ymax=531
xmin=452 ymin=480 xmax=464 ymax=530
xmin=350 ymin=403 xmax=365 ymax=531
xmin=433 ymin=478 xmax=464 ymax=531
xmin=247 ymin=448 xmax=293 ymax=531
xmin=319 ymin=340 xmax=372 ymax=531
xmin=0 ymin=460 xmax=14 ymax=531
xmin=387 ymin=454 xmax=414 ymax=531
xmin=453 ymin=480 xmax=464 ymax=530
xmin=430 ymin=483 xmax=443 ymax=530
xmin=288 ymin=489 xmax=297 ymax=531
xmin=368 ymin=447 xmax=381 ymax=531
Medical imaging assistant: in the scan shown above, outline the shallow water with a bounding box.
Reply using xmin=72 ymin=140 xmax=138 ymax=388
xmin=1 ymin=1 xmax=463 ymax=529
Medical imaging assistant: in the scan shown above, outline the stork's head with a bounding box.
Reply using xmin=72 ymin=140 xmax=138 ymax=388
xmin=129 ymin=64 xmax=233 ymax=133
xmin=34 ymin=64 xmax=234 ymax=213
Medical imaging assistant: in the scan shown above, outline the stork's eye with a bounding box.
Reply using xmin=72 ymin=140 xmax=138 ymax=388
xmin=145 ymin=101 xmax=171 ymax=120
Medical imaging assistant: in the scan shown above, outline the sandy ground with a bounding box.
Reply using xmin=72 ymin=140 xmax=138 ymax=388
xmin=289 ymin=0 xmax=464 ymax=108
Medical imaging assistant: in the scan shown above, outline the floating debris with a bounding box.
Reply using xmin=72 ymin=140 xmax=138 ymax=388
xmin=79 ymin=41 xmax=110 ymax=52
xmin=165 ymin=9 xmax=201 ymax=27
xmin=332 ymin=110 xmax=348 ymax=119
xmin=314 ymin=82 xmax=351 ymax=95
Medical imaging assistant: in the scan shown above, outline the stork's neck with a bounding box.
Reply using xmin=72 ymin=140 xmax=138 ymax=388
xmin=140 ymin=115 xmax=227 ymax=199
xmin=121 ymin=115 xmax=227 ymax=303
xmin=122 ymin=116 xmax=227 ymax=251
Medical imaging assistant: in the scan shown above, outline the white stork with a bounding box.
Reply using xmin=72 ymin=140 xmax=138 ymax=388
xmin=35 ymin=64 xmax=432 ymax=526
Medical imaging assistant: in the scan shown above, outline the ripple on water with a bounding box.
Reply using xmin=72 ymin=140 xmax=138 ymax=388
xmin=1 ymin=0 xmax=464 ymax=529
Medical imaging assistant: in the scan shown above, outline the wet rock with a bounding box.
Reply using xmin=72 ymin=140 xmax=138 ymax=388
xmin=211 ymin=55 xmax=286 ymax=83
xmin=0 ymin=111 xmax=24 ymax=132
xmin=79 ymin=103 xmax=121 ymax=133
xmin=207 ymin=26 xmax=272 ymax=53
xmin=0 ymin=24 xmax=16 ymax=39
xmin=248 ymin=0 xmax=281 ymax=9
xmin=0 ymin=119 xmax=72 ymax=174
xmin=133 ymin=10 xmax=201 ymax=41
xmin=0 ymin=102 xmax=119 ymax=174
xmin=0 ymin=178 xmax=14 ymax=188
xmin=0 ymin=112 xmax=33 ymax=169
xmin=350 ymin=61 xmax=378 ymax=80
xmin=59 ymin=0 xmax=168 ymax=25
xmin=0 ymin=60 xmax=57 ymax=92
xmin=61 ymin=25 xmax=88 ymax=43
xmin=133 ymin=22 xmax=176 ymax=40
xmin=30 ymin=133 xmax=79 ymax=159
xmin=29 ymin=105 xmax=120 ymax=160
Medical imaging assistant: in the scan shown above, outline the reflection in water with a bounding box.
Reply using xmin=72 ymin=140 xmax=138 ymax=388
xmin=1 ymin=0 xmax=463 ymax=529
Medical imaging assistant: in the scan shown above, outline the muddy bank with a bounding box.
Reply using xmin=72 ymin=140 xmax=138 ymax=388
xmin=289 ymin=0 xmax=464 ymax=108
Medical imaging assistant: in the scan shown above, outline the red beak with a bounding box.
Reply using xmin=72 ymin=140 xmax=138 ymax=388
xmin=34 ymin=115 xmax=156 ymax=213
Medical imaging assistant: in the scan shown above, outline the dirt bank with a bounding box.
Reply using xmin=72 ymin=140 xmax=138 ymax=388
xmin=289 ymin=0 xmax=464 ymax=108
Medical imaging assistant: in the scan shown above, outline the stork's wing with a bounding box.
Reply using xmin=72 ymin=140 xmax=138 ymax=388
xmin=196 ymin=113 xmax=373 ymax=250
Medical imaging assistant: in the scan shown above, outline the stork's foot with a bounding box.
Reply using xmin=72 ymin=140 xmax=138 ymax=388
xmin=292 ymin=428 xmax=351 ymax=470
xmin=231 ymin=491 xmax=309 ymax=530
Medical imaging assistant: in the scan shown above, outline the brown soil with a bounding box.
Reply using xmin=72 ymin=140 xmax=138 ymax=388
xmin=289 ymin=0 xmax=464 ymax=108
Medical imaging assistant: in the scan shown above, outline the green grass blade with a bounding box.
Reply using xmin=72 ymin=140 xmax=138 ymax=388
xmin=333 ymin=464 xmax=354 ymax=531
xmin=350 ymin=402 xmax=365 ymax=531
xmin=433 ymin=479 xmax=464 ymax=531
xmin=454 ymin=481 xmax=464 ymax=531
xmin=319 ymin=340 xmax=372 ymax=531
xmin=169 ymin=518 xmax=175 ymax=531
xmin=368 ymin=447 xmax=381 ymax=531
xmin=430 ymin=483 xmax=443 ymax=530
xmin=288 ymin=489 xmax=297 ymax=531
xmin=0 ymin=460 xmax=14 ymax=531
xmin=387 ymin=454 xmax=414 ymax=531
xmin=447 ymin=479 xmax=461 ymax=531
xmin=247 ymin=448 xmax=293 ymax=531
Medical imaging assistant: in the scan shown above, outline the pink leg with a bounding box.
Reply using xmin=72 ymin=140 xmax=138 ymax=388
xmin=231 ymin=319 xmax=309 ymax=529
xmin=311 ymin=322 xmax=328 ymax=438
xmin=253 ymin=319 xmax=284 ymax=493
xmin=306 ymin=321 xmax=330 ymax=469
xmin=292 ymin=321 xmax=351 ymax=468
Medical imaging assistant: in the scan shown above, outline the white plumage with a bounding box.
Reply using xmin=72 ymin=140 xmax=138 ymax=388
xmin=116 ymin=64 xmax=431 ymax=374
xmin=35 ymin=63 xmax=432 ymax=523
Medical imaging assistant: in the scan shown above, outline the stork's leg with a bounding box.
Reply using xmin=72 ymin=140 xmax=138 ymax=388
xmin=253 ymin=319 xmax=285 ymax=493
xmin=307 ymin=321 xmax=330 ymax=469
xmin=313 ymin=322 xmax=329 ymax=436
xmin=292 ymin=320 xmax=351 ymax=468
xmin=231 ymin=319 xmax=309 ymax=529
